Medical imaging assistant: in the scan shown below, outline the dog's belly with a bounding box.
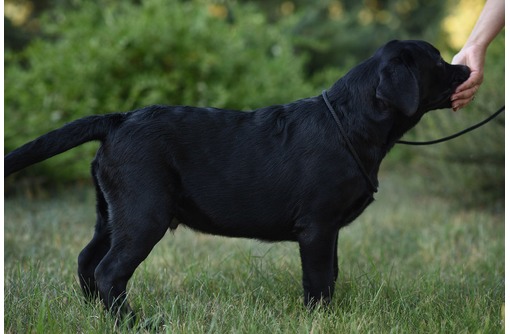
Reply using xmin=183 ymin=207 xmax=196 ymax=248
xmin=174 ymin=193 xmax=299 ymax=241
xmin=172 ymin=177 xmax=374 ymax=242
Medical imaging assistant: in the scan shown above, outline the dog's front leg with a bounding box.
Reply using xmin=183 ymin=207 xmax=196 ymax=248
xmin=298 ymin=226 xmax=338 ymax=307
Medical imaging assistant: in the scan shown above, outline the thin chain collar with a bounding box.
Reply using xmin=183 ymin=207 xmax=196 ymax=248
xmin=321 ymin=90 xmax=378 ymax=194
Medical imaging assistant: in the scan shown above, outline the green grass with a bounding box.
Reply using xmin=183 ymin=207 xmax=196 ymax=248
xmin=4 ymin=171 xmax=504 ymax=333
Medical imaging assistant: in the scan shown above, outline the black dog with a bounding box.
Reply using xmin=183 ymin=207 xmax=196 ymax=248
xmin=5 ymin=40 xmax=470 ymax=318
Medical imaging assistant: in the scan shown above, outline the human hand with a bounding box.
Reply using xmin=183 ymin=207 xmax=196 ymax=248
xmin=451 ymin=44 xmax=486 ymax=111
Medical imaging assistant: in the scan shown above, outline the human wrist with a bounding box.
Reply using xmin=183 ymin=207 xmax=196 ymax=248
xmin=459 ymin=40 xmax=488 ymax=56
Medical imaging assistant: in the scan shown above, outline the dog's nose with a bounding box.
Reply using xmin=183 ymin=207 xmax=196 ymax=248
xmin=450 ymin=64 xmax=470 ymax=88
xmin=456 ymin=65 xmax=471 ymax=82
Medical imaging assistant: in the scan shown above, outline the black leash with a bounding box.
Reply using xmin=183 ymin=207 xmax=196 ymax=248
xmin=322 ymin=90 xmax=378 ymax=193
xmin=397 ymin=105 xmax=505 ymax=145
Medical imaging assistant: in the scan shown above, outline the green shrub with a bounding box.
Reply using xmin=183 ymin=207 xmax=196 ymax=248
xmin=5 ymin=0 xmax=312 ymax=184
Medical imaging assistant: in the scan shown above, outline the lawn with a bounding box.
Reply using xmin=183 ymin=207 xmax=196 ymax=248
xmin=4 ymin=170 xmax=504 ymax=333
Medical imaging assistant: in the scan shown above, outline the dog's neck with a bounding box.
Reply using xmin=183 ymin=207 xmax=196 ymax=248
xmin=322 ymin=90 xmax=379 ymax=193
xmin=324 ymin=77 xmax=426 ymax=186
xmin=327 ymin=75 xmax=426 ymax=151
xmin=326 ymin=84 xmax=388 ymax=152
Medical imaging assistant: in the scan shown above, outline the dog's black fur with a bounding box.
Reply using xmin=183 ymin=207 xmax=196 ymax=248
xmin=5 ymin=40 xmax=470 ymax=318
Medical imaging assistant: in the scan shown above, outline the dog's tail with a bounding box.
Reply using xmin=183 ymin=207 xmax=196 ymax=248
xmin=5 ymin=113 xmax=125 ymax=177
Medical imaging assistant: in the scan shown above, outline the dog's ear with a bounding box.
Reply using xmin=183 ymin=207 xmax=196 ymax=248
xmin=376 ymin=56 xmax=420 ymax=116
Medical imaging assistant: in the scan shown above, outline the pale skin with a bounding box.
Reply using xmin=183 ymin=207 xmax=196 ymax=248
xmin=451 ymin=0 xmax=504 ymax=111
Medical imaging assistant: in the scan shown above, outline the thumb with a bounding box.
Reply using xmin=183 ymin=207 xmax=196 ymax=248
xmin=451 ymin=51 xmax=465 ymax=66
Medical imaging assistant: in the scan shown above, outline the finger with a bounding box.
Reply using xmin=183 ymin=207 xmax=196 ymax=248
xmin=452 ymin=95 xmax=476 ymax=111
xmin=451 ymin=85 xmax=479 ymax=102
xmin=455 ymin=76 xmax=477 ymax=93
xmin=455 ymin=72 xmax=483 ymax=93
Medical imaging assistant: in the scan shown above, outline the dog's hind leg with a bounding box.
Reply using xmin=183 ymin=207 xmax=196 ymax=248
xmin=78 ymin=162 xmax=111 ymax=300
xmin=93 ymin=173 xmax=173 ymax=320
xmin=333 ymin=230 xmax=340 ymax=284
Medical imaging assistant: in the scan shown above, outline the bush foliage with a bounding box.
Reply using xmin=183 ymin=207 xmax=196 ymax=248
xmin=5 ymin=0 xmax=312 ymax=182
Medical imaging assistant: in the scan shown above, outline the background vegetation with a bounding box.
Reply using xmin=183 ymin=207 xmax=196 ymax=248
xmin=5 ymin=0 xmax=314 ymax=182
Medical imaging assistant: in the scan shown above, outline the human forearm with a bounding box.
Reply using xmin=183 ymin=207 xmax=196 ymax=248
xmin=450 ymin=0 xmax=504 ymax=110
xmin=462 ymin=0 xmax=504 ymax=50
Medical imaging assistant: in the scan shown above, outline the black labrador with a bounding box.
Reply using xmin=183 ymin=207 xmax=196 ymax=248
xmin=5 ymin=40 xmax=470 ymax=318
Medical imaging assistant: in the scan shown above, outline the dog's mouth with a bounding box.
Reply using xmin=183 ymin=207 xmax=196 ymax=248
xmin=433 ymin=92 xmax=456 ymax=109
xmin=428 ymin=65 xmax=471 ymax=110
xmin=450 ymin=64 xmax=471 ymax=92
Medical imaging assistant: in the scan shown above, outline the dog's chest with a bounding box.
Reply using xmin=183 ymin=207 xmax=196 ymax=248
xmin=339 ymin=192 xmax=375 ymax=226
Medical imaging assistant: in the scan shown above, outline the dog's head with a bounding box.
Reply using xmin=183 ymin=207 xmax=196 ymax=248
xmin=374 ymin=40 xmax=470 ymax=116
